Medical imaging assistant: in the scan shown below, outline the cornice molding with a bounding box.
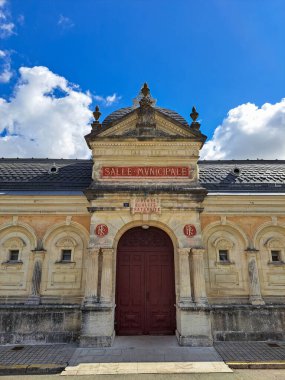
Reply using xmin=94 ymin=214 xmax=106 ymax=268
xmin=90 ymin=140 xmax=201 ymax=148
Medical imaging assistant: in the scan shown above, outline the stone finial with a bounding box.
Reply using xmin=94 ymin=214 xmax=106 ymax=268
xmin=190 ymin=106 xmax=198 ymax=122
xmin=93 ymin=105 xmax=101 ymax=121
xmin=190 ymin=106 xmax=201 ymax=130
xmin=141 ymin=82 xmax=150 ymax=97
xmin=136 ymin=83 xmax=156 ymax=135
xmin=132 ymin=82 xmax=156 ymax=108
xmin=91 ymin=105 xmax=102 ymax=130
xmin=138 ymin=82 xmax=156 ymax=109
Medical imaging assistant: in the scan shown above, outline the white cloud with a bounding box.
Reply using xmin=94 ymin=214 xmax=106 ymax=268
xmin=201 ymin=99 xmax=285 ymax=160
xmin=0 ymin=49 xmax=12 ymax=83
xmin=0 ymin=1 xmax=15 ymax=38
xmin=94 ymin=93 xmax=121 ymax=107
xmin=0 ymin=66 xmax=93 ymax=158
xmin=58 ymin=14 xmax=74 ymax=29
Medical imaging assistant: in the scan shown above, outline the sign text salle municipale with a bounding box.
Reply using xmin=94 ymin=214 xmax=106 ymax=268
xmin=101 ymin=166 xmax=190 ymax=178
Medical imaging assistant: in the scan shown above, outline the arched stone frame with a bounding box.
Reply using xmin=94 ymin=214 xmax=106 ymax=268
xmin=112 ymin=220 xmax=180 ymax=305
xmin=265 ymin=238 xmax=285 ymax=263
xmin=212 ymin=237 xmax=234 ymax=264
xmin=2 ymin=236 xmax=26 ymax=262
xmin=253 ymin=223 xmax=285 ymax=264
xmin=0 ymin=221 xmax=37 ymax=249
xmin=0 ymin=222 xmax=37 ymax=294
xmin=253 ymin=223 xmax=285 ymax=293
xmin=202 ymin=221 xmax=250 ymax=298
xmin=253 ymin=220 xmax=285 ymax=247
xmin=42 ymin=221 xmax=89 ymax=297
xmin=55 ymin=236 xmax=78 ymax=263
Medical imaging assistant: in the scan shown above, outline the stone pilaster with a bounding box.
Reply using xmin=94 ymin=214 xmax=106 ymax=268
xmin=26 ymin=250 xmax=45 ymax=305
xmin=100 ymin=248 xmax=114 ymax=304
xmin=191 ymin=248 xmax=208 ymax=305
xmin=83 ymin=247 xmax=99 ymax=305
xmin=80 ymin=247 xmax=115 ymax=347
xmin=245 ymin=249 xmax=265 ymax=305
xmin=177 ymin=248 xmax=193 ymax=306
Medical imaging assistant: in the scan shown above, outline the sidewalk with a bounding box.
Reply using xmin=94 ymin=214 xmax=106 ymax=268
xmin=63 ymin=336 xmax=231 ymax=375
xmin=0 ymin=338 xmax=285 ymax=375
xmin=0 ymin=344 xmax=76 ymax=375
xmin=215 ymin=341 xmax=285 ymax=369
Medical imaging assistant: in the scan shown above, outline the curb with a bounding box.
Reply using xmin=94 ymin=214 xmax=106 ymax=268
xmin=227 ymin=361 xmax=285 ymax=369
xmin=0 ymin=363 xmax=66 ymax=375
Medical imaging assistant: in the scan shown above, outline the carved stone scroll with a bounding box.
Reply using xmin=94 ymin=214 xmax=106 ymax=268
xmin=31 ymin=260 xmax=42 ymax=296
xmin=245 ymin=250 xmax=265 ymax=305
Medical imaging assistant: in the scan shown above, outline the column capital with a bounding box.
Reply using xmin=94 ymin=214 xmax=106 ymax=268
xmin=178 ymin=248 xmax=190 ymax=256
xmin=244 ymin=249 xmax=260 ymax=256
xmin=87 ymin=247 xmax=101 ymax=256
xmin=191 ymin=247 xmax=206 ymax=256
xmin=101 ymin=248 xmax=114 ymax=256
xmin=31 ymin=249 xmax=46 ymax=256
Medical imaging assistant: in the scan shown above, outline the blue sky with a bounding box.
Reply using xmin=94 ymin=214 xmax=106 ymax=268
xmin=0 ymin=0 xmax=285 ymax=159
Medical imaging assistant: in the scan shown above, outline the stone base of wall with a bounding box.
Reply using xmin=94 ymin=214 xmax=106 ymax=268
xmin=80 ymin=331 xmax=115 ymax=348
xmin=1 ymin=304 xmax=285 ymax=345
xmin=79 ymin=305 xmax=115 ymax=347
xmin=175 ymin=330 xmax=213 ymax=346
xmin=0 ymin=305 xmax=81 ymax=344
xmin=211 ymin=305 xmax=285 ymax=341
xmin=176 ymin=306 xmax=213 ymax=346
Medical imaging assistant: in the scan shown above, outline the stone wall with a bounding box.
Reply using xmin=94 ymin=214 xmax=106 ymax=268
xmin=0 ymin=305 xmax=81 ymax=344
xmin=211 ymin=305 xmax=285 ymax=341
xmin=1 ymin=304 xmax=285 ymax=345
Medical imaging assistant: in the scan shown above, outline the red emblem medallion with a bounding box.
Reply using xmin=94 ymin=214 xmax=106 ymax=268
xmin=183 ymin=224 xmax=196 ymax=237
xmin=95 ymin=224 xmax=109 ymax=237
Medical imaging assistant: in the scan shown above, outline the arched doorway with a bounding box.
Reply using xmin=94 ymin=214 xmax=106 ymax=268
xmin=115 ymin=226 xmax=176 ymax=335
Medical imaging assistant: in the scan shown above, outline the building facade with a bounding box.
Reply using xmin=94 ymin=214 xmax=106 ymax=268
xmin=0 ymin=84 xmax=285 ymax=346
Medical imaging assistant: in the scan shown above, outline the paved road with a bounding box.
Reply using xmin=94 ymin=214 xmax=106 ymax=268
xmin=0 ymin=370 xmax=285 ymax=379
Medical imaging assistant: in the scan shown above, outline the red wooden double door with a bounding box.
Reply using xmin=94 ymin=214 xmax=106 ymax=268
xmin=115 ymin=227 xmax=176 ymax=335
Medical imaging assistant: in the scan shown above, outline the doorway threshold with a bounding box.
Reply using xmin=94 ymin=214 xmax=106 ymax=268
xmin=67 ymin=335 xmax=226 ymax=364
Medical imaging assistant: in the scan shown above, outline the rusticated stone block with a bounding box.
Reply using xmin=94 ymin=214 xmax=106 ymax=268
xmin=211 ymin=305 xmax=285 ymax=342
xmin=0 ymin=306 xmax=81 ymax=344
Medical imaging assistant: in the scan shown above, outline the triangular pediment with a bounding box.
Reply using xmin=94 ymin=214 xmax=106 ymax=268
xmin=92 ymin=108 xmax=204 ymax=140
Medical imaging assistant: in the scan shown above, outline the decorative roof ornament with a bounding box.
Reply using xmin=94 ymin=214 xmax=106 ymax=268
xmin=135 ymin=83 xmax=156 ymax=135
xmin=190 ymin=106 xmax=201 ymax=130
xmin=141 ymin=82 xmax=150 ymax=97
xmin=132 ymin=82 xmax=156 ymax=108
xmin=91 ymin=105 xmax=102 ymax=130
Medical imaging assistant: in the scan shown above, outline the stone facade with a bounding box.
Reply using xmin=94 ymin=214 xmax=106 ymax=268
xmin=0 ymin=85 xmax=285 ymax=346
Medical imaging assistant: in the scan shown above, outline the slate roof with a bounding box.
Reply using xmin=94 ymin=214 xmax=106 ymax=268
xmin=199 ymin=160 xmax=285 ymax=193
xmin=0 ymin=159 xmax=92 ymax=191
xmin=102 ymin=106 xmax=189 ymax=129
xmin=0 ymin=158 xmax=285 ymax=193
